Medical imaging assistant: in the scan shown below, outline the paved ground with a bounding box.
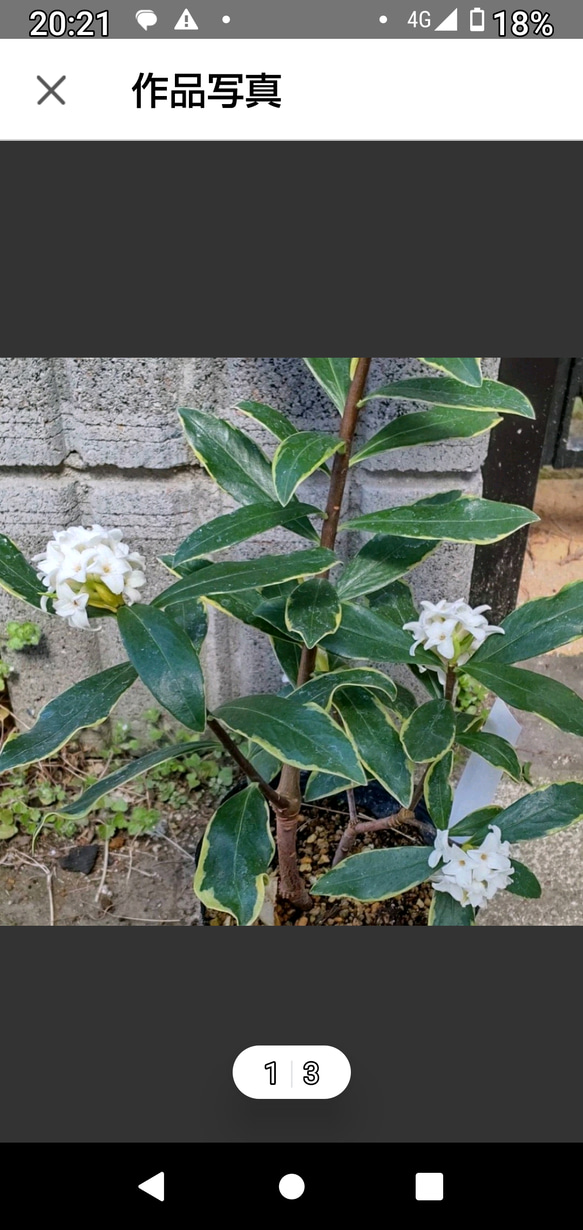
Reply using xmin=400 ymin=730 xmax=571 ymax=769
xmin=478 ymin=471 xmax=583 ymax=925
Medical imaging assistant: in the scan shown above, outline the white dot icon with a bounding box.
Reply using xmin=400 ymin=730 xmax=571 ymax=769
xmin=222 ymin=13 xmax=230 ymax=21
xmin=379 ymin=14 xmax=388 ymax=22
xmin=279 ymin=1174 xmax=305 ymax=1200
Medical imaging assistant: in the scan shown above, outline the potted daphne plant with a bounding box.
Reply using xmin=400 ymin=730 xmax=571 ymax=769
xmin=1 ymin=357 xmax=583 ymax=925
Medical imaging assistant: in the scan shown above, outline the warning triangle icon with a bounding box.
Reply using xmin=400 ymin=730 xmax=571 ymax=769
xmin=175 ymin=8 xmax=198 ymax=29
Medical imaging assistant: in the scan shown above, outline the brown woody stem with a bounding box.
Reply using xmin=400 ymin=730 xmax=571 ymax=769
xmin=207 ymin=718 xmax=290 ymax=813
xmin=277 ymin=357 xmax=373 ymax=903
xmin=331 ymin=787 xmax=360 ymax=866
xmin=353 ymin=811 xmax=434 ymax=841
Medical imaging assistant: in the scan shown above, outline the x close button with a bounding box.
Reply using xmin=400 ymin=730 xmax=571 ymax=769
xmin=37 ymin=75 xmax=66 ymax=105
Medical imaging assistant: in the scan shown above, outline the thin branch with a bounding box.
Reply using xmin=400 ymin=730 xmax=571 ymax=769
xmin=206 ymin=717 xmax=291 ymax=812
xmin=109 ymin=915 xmax=182 ymax=924
xmin=294 ymin=357 xmax=373 ymax=690
xmin=160 ymin=833 xmax=195 ymax=861
xmin=47 ymin=869 xmax=55 ymax=926
xmin=94 ymin=838 xmax=109 ymax=904
xmin=331 ymin=786 xmax=361 ymax=866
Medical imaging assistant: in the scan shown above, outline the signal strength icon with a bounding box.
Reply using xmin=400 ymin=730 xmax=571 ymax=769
xmin=435 ymin=7 xmax=458 ymax=30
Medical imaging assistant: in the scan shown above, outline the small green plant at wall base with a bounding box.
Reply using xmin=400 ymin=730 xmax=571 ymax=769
xmin=2 ymin=358 xmax=583 ymax=924
xmin=0 ymin=618 xmax=41 ymax=683
xmin=0 ymin=617 xmax=42 ymax=723
xmin=0 ymin=718 xmax=233 ymax=843
xmin=4 ymin=620 xmax=41 ymax=651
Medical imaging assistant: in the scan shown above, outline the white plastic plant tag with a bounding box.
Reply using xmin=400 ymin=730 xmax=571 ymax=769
xmin=448 ymin=698 xmax=522 ymax=833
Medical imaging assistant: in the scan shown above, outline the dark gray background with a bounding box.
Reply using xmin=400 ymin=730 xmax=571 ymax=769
xmin=0 ymin=1 xmax=575 ymax=38
xmin=6 ymin=930 xmax=581 ymax=1142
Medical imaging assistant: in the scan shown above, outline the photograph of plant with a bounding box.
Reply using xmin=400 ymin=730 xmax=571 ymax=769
xmin=1 ymin=356 xmax=582 ymax=925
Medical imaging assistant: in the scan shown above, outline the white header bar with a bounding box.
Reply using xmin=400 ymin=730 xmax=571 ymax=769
xmin=2 ymin=39 xmax=581 ymax=139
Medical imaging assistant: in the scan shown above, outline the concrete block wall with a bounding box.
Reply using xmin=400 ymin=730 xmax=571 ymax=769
xmin=0 ymin=357 xmax=500 ymax=727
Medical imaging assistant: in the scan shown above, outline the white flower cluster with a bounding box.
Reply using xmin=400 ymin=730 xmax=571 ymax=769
xmin=429 ymin=825 xmax=514 ymax=911
xmin=404 ymin=598 xmax=504 ymax=666
xmin=34 ymin=525 xmax=146 ymax=629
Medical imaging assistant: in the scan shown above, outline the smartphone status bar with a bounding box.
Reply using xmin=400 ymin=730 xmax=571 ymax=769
xmin=1 ymin=1 xmax=581 ymax=38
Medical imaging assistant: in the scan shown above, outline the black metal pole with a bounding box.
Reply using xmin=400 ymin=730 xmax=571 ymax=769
xmin=470 ymin=357 xmax=563 ymax=623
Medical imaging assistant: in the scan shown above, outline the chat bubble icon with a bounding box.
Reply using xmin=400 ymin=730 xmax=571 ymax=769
xmin=136 ymin=9 xmax=157 ymax=29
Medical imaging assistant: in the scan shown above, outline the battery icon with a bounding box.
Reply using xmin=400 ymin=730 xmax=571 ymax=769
xmin=470 ymin=6 xmax=485 ymax=29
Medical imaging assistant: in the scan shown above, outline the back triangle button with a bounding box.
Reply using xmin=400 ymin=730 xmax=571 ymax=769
xmin=138 ymin=1171 xmax=165 ymax=1202
xmin=175 ymin=8 xmax=198 ymax=29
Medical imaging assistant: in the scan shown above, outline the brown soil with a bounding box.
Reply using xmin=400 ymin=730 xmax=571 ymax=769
xmin=0 ymin=797 xmax=214 ymax=927
xmin=1 ymin=782 xmax=431 ymax=927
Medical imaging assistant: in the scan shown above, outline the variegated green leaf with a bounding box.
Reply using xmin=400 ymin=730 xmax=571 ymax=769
xmin=0 ymin=663 xmax=137 ymax=774
xmin=496 ymin=781 xmax=583 ymax=843
xmin=390 ymin=683 xmax=419 ymax=719
xmin=214 ymin=694 xmax=366 ymax=784
xmin=118 ymin=603 xmax=206 ymax=731
xmin=455 ymin=712 xmax=484 ymax=736
xmin=293 ymin=667 xmax=397 ymax=710
xmin=303 ymin=358 xmax=351 ymax=412
xmin=408 ymin=663 xmax=444 ymax=699
xmin=180 ymin=406 xmax=277 ymax=504
xmin=238 ymin=740 xmax=281 ymax=784
xmin=285 ymin=578 xmax=342 ymax=648
xmin=254 ymin=596 xmax=303 ymax=640
xmin=173 ymin=502 xmax=320 ymax=566
xmin=400 ymin=699 xmax=456 ymax=763
xmin=342 ymin=494 xmax=538 ymax=544
xmin=271 ymin=636 xmax=303 ymax=685
xmin=167 ymin=595 xmax=209 ymax=651
xmin=350 ymin=407 xmax=499 ymax=465
xmin=428 ymin=893 xmax=475 ymax=925
xmin=361 ymin=376 xmax=535 ymax=418
xmin=334 ymin=687 xmax=414 ymax=807
xmin=155 ymin=549 xmax=338 ymax=612
xmin=53 ymin=739 xmax=217 ymax=820
xmin=235 ymin=399 xmax=297 ymax=441
xmin=418 ymin=358 xmax=482 ymax=386
xmin=304 ymin=771 xmax=355 ymax=801
xmin=203 ymin=590 xmax=288 ymax=640
xmin=0 ymin=534 xmax=51 ymax=610
xmin=313 ymin=847 xmax=433 ymax=901
xmin=369 ymin=579 xmax=418 ymax=626
xmin=178 ymin=406 xmax=316 ymax=538
xmin=154 ymin=559 xmax=210 ymax=648
xmin=470 ymin=581 xmax=583 ymax=665
xmin=337 ymin=535 xmax=437 ymax=602
xmin=193 ymin=785 xmax=274 ymax=926
xmin=456 ymin=729 xmax=522 ymax=782
xmin=424 ymin=750 xmax=454 ymax=829
xmin=464 ymin=660 xmax=583 ymax=737
xmin=448 ymin=805 xmax=503 ymax=843
xmin=507 ymin=859 xmax=542 ymax=899
xmin=321 ymin=601 xmax=439 ymax=667
xmin=273 ymin=432 xmax=344 ymax=505
xmin=157 ymin=555 xmax=212 ymax=578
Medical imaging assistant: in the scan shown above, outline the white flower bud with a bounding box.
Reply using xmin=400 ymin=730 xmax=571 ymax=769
xmin=403 ymin=598 xmax=504 ymax=667
xmin=34 ymin=526 xmax=147 ymax=629
xmin=430 ymin=824 xmax=514 ymax=911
